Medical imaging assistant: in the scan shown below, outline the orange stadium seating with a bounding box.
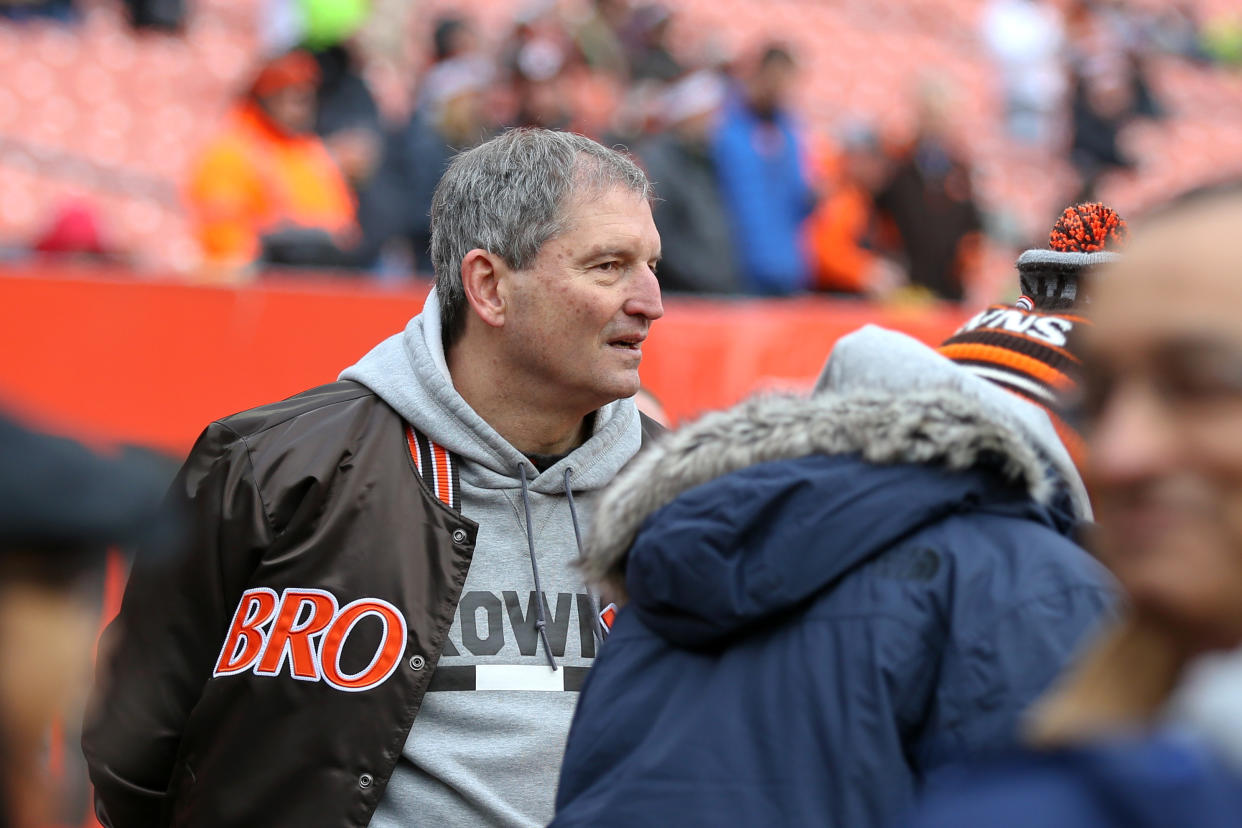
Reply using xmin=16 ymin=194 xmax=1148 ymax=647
xmin=0 ymin=0 xmax=1239 ymax=271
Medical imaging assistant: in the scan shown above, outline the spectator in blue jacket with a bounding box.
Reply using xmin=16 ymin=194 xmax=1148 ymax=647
xmin=713 ymin=44 xmax=817 ymax=295
xmin=551 ymin=315 xmax=1114 ymax=828
xmin=901 ymin=186 xmax=1242 ymax=828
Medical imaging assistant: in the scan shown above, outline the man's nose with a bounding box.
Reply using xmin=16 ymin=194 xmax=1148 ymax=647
xmin=1088 ymin=380 xmax=1180 ymax=491
xmin=625 ymin=264 xmax=664 ymax=321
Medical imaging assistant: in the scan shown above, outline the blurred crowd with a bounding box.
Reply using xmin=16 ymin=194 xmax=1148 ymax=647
xmin=170 ymin=0 xmax=1227 ymax=301
xmin=0 ymin=0 xmax=181 ymax=28
xmin=983 ymin=0 xmax=1188 ymax=200
xmin=2 ymin=0 xmax=1239 ymax=299
xmin=187 ymin=3 xmax=842 ymax=295
xmin=185 ymin=0 xmax=992 ymax=300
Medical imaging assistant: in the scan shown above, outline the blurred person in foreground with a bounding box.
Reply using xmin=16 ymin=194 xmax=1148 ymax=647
xmin=551 ymin=301 xmax=1114 ymax=823
xmin=84 ymin=128 xmax=665 ymax=828
xmin=187 ymin=50 xmax=357 ymax=274
xmin=636 ymin=71 xmax=740 ymax=294
xmin=0 ymin=415 xmax=176 ymax=828
xmin=713 ymin=43 xmax=816 ymax=296
xmin=901 ymin=187 xmax=1242 ymax=828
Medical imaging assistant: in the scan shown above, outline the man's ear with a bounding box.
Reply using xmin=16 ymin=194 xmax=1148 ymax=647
xmin=460 ymin=249 xmax=507 ymax=329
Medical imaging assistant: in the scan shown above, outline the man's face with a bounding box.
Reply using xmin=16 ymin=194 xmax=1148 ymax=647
xmin=750 ymin=58 xmax=796 ymax=117
xmin=1082 ymin=200 xmax=1242 ymax=651
xmin=499 ymin=185 xmax=663 ymax=414
xmin=845 ymin=146 xmax=888 ymax=191
xmin=260 ymin=83 xmax=316 ymax=135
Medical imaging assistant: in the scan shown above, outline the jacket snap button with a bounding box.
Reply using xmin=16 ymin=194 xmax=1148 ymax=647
xmin=359 ymin=773 xmax=373 ymax=788
xmin=451 ymin=528 xmax=468 ymax=544
xmin=409 ymin=655 xmax=425 ymax=671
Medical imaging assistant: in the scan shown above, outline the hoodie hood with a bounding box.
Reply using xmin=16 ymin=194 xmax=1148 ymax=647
xmin=338 ymin=287 xmax=641 ymax=494
xmin=819 ymin=325 xmax=1091 ymax=521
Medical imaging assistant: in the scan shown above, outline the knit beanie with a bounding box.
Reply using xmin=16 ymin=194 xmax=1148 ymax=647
xmin=1017 ymin=203 xmax=1127 ymax=312
xmin=248 ymin=50 xmax=320 ymax=100
xmin=939 ymin=303 xmax=1089 ymax=459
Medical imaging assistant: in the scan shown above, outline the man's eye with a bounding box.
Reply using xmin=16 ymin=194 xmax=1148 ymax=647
xmin=596 ymin=261 xmax=617 ymax=272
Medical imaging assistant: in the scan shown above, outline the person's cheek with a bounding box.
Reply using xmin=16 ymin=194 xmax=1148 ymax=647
xmin=1189 ymin=413 xmax=1242 ymax=635
xmin=1148 ymin=517 xmax=1242 ymax=649
xmin=1213 ymin=489 xmax=1242 ymax=642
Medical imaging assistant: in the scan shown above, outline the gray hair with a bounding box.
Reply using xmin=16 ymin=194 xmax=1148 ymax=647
xmin=430 ymin=128 xmax=652 ymax=346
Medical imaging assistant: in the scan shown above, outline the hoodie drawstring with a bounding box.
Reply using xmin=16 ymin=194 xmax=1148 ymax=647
xmin=564 ymin=467 xmax=608 ymax=646
xmin=518 ymin=464 xmax=558 ymax=670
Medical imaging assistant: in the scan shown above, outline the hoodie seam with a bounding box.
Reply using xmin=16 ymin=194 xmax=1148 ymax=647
xmin=563 ymin=410 xmax=629 ymax=482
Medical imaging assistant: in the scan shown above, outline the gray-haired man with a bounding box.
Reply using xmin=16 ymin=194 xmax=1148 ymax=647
xmin=84 ymin=128 xmax=664 ymax=828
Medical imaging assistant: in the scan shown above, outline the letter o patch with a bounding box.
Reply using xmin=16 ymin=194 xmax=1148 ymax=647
xmin=319 ymin=598 xmax=408 ymax=692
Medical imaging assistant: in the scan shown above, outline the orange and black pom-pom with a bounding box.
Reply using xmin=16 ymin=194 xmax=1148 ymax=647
xmin=1048 ymin=203 xmax=1128 ymax=253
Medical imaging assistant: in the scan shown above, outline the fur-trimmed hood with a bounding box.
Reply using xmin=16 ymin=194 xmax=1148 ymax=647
xmin=582 ymin=326 xmax=1089 ymax=605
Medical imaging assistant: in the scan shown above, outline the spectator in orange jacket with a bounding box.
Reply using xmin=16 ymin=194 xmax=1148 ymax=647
xmin=805 ymin=125 xmax=906 ymax=298
xmin=187 ymin=50 xmax=357 ymax=273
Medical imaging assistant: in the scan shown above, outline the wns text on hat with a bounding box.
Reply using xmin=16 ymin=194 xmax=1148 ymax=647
xmin=957 ymin=307 xmax=1074 ymax=348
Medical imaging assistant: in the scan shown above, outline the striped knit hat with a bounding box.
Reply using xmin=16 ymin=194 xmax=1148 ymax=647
xmin=940 ymin=303 xmax=1089 ymax=457
xmin=1017 ymin=203 xmax=1127 ymax=312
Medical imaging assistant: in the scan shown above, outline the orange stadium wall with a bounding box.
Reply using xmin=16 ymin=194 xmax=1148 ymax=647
xmin=0 ymin=264 xmax=971 ymax=455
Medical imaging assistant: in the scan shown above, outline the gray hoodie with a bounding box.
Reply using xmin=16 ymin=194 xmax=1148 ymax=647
xmin=340 ymin=289 xmax=643 ymax=828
